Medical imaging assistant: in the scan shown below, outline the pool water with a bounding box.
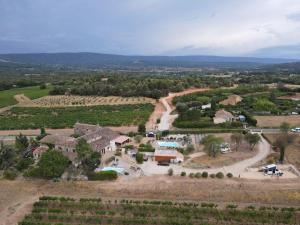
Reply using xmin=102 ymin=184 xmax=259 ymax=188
xmin=157 ymin=141 xmax=180 ymax=148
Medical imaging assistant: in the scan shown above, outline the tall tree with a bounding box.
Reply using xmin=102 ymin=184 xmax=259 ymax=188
xmin=201 ymin=135 xmax=224 ymax=157
xmin=36 ymin=150 xmax=69 ymax=179
xmin=245 ymin=133 xmax=261 ymax=150
xmin=75 ymin=138 xmax=93 ymax=162
xmin=230 ymin=133 xmax=244 ymax=151
xmin=15 ymin=133 xmax=29 ymax=151
xmin=280 ymin=122 xmax=290 ymax=134
xmin=274 ymin=137 xmax=288 ymax=164
xmin=0 ymin=144 xmax=17 ymax=170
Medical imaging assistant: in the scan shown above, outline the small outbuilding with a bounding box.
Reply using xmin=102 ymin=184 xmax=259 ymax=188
xmin=154 ymin=150 xmax=184 ymax=163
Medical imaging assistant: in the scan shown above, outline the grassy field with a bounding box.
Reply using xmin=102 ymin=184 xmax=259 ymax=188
xmin=0 ymin=104 xmax=154 ymax=129
xmin=0 ymin=86 xmax=52 ymax=108
xmin=19 ymin=196 xmax=299 ymax=225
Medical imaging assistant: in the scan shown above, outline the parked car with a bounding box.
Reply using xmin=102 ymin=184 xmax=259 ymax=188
xmin=291 ymin=127 xmax=300 ymax=133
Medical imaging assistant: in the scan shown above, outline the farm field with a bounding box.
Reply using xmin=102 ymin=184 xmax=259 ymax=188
xmin=1 ymin=177 xmax=300 ymax=225
xmin=22 ymin=95 xmax=156 ymax=107
xmin=19 ymin=196 xmax=299 ymax=225
xmin=0 ymin=86 xmax=52 ymax=108
xmin=0 ymin=104 xmax=154 ymax=129
xmin=255 ymin=115 xmax=300 ymax=127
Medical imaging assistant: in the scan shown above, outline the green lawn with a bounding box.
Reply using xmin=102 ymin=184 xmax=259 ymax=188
xmin=0 ymin=104 xmax=154 ymax=129
xmin=0 ymin=86 xmax=51 ymax=108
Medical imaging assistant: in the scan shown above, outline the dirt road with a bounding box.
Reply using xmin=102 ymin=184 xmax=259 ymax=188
xmin=154 ymin=88 xmax=210 ymax=131
xmin=140 ymin=135 xmax=298 ymax=178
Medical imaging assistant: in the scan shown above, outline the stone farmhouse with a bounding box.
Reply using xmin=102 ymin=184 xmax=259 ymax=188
xmin=39 ymin=123 xmax=130 ymax=163
xmin=213 ymin=109 xmax=235 ymax=124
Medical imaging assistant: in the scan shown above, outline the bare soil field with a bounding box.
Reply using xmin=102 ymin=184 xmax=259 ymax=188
xmin=255 ymin=115 xmax=300 ymax=127
xmin=0 ymin=177 xmax=300 ymax=225
xmin=18 ymin=95 xmax=156 ymax=107
xmin=187 ymin=149 xmax=258 ymax=168
xmin=264 ymin=133 xmax=300 ymax=170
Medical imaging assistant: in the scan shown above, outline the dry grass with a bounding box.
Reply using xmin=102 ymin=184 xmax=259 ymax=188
xmin=255 ymin=115 xmax=300 ymax=127
xmin=264 ymin=133 xmax=300 ymax=170
xmin=185 ymin=133 xmax=257 ymax=168
xmin=17 ymin=95 xmax=156 ymax=107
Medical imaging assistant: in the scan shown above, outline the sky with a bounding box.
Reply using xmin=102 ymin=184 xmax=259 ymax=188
xmin=0 ymin=0 xmax=300 ymax=58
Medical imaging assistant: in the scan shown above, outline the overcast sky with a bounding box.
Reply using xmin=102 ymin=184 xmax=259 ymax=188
xmin=0 ymin=0 xmax=300 ymax=58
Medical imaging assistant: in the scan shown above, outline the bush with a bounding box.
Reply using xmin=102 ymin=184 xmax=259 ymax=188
xmin=16 ymin=158 xmax=34 ymax=171
xmin=226 ymin=173 xmax=233 ymax=178
xmin=210 ymin=173 xmax=216 ymax=178
xmin=181 ymin=171 xmax=186 ymax=176
xmin=3 ymin=170 xmax=17 ymax=180
xmin=168 ymin=168 xmax=173 ymax=176
xmin=87 ymin=170 xmax=118 ymax=181
xmin=138 ymin=144 xmax=155 ymax=152
xmin=25 ymin=150 xmax=69 ymax=179
xmin=136 ymin=153 xmax=144 ymax=164
xmin=189 ymin=173 xmax=194 ymax=178
xmin=226 ymin=204 xmax=238 ymax=209
xmin=202 ymin=171 xmax=208 ymax=178
xmin=195 ymin=172 xmax=202 ymax=178
xmin=216 ymin=172 xmax=224 ymax=179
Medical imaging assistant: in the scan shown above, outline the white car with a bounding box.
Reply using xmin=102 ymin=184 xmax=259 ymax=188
xmin=291 ymin=127 xmax=300 ymax=133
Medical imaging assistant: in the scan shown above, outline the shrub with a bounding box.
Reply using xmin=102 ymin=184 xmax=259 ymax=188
xmin=216 ymin=172 xmax=224 ymax=179
xmin=226 ymin=173 xmax=233 ymax=178
xmin=3 ymin=170 xmax=17 ymax=180
xmin=181 ymin=171 xmax=186 ymax=176
xmin=136 ymin=153 xmax=144 ymax=164
xmin=246 ymin=205 xmax=256 ymax=210
xmin=189 ymin=173 xmax=194 ymax=178
xmin=87 ymin=170 xmax=118 ymax=181
xmin=138 ymin=144 xmax=155 ymax=152
xmin=226 ymin=204 xmax=238 ymax=209
xmin=210 ymin=173 xmax=216 ymax=178
xmin=202 ymin=171 xmax=208 ymax=178
xmin=168 ymin=168 xmax=173 ymax=176
xmin=195 ymin=172 xmax=202 ymax=178
xmin=16 ymin=158 xmax=34 ymax=171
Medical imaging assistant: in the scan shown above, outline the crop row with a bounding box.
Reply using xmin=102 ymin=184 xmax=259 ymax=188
xmin=18 ymin=197 xmax=299 ymax=225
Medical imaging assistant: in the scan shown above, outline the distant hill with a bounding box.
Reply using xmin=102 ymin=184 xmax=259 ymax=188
xmin=264 ymin=62 xmax=300 ymax=72
xmin=0 ymin=52 xmax=298 ymax=70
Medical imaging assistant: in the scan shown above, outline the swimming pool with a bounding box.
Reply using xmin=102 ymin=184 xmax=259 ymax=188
xmin=157 ymin=141 xmax=180 ymax=148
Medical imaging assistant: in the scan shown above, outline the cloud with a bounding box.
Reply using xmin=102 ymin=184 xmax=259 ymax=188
xmin=0 ymin=0 xmax=300 ymax=58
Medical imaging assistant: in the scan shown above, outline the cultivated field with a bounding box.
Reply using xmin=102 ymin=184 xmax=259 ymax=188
xmin=19 ymin=196 xmax=300 ymax=225
xmin=0 ymin=177 xmax=299 ymax=225
xmin=19 ymin=95 xmax=156 ymax=107
xmin=255 ymin=115 xmax=300 ymax=127
xmin=0 ymin=86 xmax=52 ymax=108
xmin=0 ymin=104 xmax=154 ymax=130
